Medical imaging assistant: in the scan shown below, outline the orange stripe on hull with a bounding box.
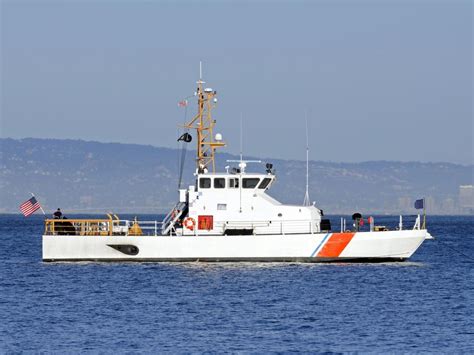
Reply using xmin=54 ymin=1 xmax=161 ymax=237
xmin=317 ymin=232 xmax=355 ymax=258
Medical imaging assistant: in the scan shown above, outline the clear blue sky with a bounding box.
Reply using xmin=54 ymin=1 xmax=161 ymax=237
xmin=1 ymin=0 xmax=472 ymax=164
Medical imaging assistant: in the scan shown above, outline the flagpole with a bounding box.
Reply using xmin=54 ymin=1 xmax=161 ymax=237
xmin=30 ymin=192 xmax=46 ymax=215
xmin=422 ymin=197 xmax=426 ymax=229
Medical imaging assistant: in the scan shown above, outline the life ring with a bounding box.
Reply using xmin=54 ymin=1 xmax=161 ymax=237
xmin=184 ymin=217 xmax=196 ymax=231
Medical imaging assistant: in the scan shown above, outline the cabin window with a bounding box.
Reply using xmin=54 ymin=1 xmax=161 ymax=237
xmin=217 ymin=204 xmax=227 ymax=210
xmin=229 ymin=178 xmax=239 ymax=188
xmin=242 ymin=178 xmax=260 ymax=189
xmin=214 ymin=178 xmax=225 ymax=189
xmin=199 ymin=178 xmax=211 ymax=189
xmin=258 ymin=178 xmax=272 ymax=189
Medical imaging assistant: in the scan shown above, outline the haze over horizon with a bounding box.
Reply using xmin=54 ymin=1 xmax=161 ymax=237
xmin=2 ymin=136 xmax=473 ymax=166
xmin=1 ymin=0 xmax=472 ymax=164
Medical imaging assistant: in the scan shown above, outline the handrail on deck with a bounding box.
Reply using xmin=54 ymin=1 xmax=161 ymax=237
xmin=44 ymin=218 xmax=117 ymax=236
xmin=44 ymin=218 xmax=165 ymax=236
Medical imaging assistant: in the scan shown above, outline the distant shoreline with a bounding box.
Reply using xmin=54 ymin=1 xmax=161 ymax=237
xmin=1 ymin=137 xmax=472 ymax=215
xmin=2 ymin=136 xmax=473 ymax=167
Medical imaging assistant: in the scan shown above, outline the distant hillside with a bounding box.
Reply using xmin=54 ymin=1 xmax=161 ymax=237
xmin=0 ymin=138 xmax=472 ymax=215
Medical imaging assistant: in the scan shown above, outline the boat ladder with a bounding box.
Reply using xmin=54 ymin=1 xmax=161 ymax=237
xmin=161 ymin=202 xmax=186 ymax=235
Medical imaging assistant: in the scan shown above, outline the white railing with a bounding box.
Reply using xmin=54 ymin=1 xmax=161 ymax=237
xmin=114 ymin=218 xmax=318 ymax=237
xmin=47 ymin=215 xmax=424 ymax=237
xmin=210 ymin=219 xmax=318 ymax=236
xmin=413 ymin=215 xmax=421 ymax=230
xmin=339 ymin=215 xmax=422 ymax=232
xmin=128 ymin=220 xmax=165 ymax=236
xmin=101 ymin=219 xmax=168 ymax=236
xmin=95 ymin=219 xmax=167 ymax=236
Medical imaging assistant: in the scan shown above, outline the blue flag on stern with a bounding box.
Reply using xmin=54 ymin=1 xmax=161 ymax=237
xmin=414 ymin=198 xmax=424 ymax=210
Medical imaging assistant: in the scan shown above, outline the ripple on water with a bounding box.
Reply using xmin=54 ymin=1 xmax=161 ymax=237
xmin=0 ymin=215 xmax=473 ymax=352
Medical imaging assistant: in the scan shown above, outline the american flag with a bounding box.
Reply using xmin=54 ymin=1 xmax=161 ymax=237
xmin=178 ymin=100 xmax=188 ymax=107
xmin=19 ymin=196 xmax=41 ymax=217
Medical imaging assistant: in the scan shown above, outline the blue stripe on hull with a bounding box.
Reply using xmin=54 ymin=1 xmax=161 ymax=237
xmin=310 ymin=233 xmax=330 ymax=257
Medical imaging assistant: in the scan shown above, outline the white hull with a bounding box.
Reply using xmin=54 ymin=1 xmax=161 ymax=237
xmin=42 ymin=230 xmax=430 ymax=262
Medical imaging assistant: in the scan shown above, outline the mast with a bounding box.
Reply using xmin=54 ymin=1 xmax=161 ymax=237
xmin=240 ymin=113 xmax=243 ymax=163
xmin=184 ymin=62 xmax=225 ymax=173
xmin=303 ymin=113 xmax=310 ymax=206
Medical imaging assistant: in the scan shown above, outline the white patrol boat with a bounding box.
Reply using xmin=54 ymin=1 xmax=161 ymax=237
xmin=42 ymin=71 xmax=433 ymax=262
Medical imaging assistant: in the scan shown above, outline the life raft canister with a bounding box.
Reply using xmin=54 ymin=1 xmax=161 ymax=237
xmin=184 ymin=217 xmax=196 ymax=231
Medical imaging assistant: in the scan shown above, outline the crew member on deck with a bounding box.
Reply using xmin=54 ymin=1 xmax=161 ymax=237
xmin=53 ymin=208 xmax=62 ymax=219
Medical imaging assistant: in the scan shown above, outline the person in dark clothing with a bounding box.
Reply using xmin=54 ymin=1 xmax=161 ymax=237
xmin=53 ymin=208 xmax=62 ymax=219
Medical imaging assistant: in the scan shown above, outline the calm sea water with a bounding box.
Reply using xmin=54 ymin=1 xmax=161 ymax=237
xmin=0 ymin=214 xmax=472 ymax=353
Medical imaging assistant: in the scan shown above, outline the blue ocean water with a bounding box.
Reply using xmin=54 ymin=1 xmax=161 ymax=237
xmin=0 ymin=214 xmax=472 ymax=353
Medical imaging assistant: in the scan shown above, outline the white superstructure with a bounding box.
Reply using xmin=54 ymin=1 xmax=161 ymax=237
xmin=169 ymin=170 xmax=320 ymax=238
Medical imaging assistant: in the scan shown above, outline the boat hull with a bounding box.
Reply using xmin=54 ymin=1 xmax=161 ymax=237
xmin=42 ymin=230 xmax=430 ymax=262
